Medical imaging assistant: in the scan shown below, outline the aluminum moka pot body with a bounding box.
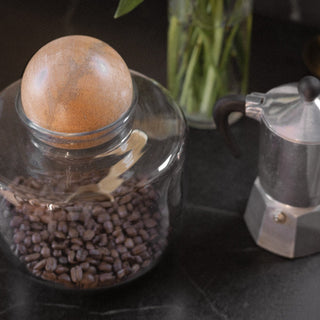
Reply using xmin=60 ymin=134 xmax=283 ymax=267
xmin=214 ymin=76 xmax=320 ymax=258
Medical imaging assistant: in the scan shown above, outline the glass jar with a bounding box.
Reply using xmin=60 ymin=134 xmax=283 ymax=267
xmin=167 ymin=0 xmax=253 ymax=129
xmin=0 ymin=70 xmax=186 ymax=289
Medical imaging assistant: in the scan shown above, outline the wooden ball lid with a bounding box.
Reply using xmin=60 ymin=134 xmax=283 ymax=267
xmin=21 ymin=35 xmax=133 ymax=133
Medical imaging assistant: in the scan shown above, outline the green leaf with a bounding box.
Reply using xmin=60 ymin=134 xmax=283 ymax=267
xmin=114 ymin=0 xmax=144 ymax=18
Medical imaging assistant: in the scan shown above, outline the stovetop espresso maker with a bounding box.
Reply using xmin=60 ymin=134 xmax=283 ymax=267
xmin=214 ymin=76 xmax=320 ymax=258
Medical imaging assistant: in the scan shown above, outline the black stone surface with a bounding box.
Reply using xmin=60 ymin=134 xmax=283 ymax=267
xmin=0 ymin=1 xmax=320 ymax=319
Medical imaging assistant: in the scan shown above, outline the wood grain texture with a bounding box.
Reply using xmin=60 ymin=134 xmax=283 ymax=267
xmin=21 ymin=35 xmax=133 ymax=133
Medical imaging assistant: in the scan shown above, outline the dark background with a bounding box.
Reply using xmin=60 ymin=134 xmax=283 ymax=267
xmin=1 ymin=1 xmax=320 ymax=319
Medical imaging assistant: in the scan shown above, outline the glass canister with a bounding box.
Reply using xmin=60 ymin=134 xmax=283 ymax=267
xmin=0 ymin=36 xmax=186 ymax=289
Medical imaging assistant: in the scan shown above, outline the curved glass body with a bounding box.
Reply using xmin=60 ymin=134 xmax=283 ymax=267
xmin=0 ymin=71 xmax=186 ymax=289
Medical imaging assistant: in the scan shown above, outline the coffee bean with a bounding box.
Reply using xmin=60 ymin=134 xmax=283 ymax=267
xmin=68 ymin=250 xmax=76 ymax=264
xmin=57 ymin=221 xmax=68 ymax=233
xmin=132 ymin=244 xmax=147 ymax=255
xmin=58 ymin=273 xmax=71 ymax=284
xmin=71 ymin=266 xmax=83 ymax=283
xmin=42 ymin=271 xmax=56 ymax=281
xmin=139 ymin=229 xmax=149 ymax=241
xmin=33 ymin=244 xmax=41 ymax=253
xmin=126 ymin=227 xmax=137 ymax=237
xmin=41 ymin=247 xmax=51 ymax=258
xmin=144 ymin=218 xmax=157 ymax=229
xmin=83 ymin=230 xmax=95 ymax=241
xmin=13 ymin=230 xmax=25 ymax=243
xmin=24 ymin=236 xmax=32 ymax=248
xmin=103 ymin=221 xmax=114 ymax=234
xmin=133 ymin=236 xmax=143 ymax=245
xmin=10 ymin=216 xmax=23 ymax=228
xmin=32 ymin=232 xmax=41 ymax=244
xmin=67 ymin=211 xmax=80 ymax=222
xmin=53 ymin=249 xmax=62 ymax=257
xmin=48 ymin=221 xmax=57 ymax=233
xmin=25 ymin=253 xmax=40 ymax=262
xmin=34 ymin=259 xmax=47 ymax=271
xmin=128 ymin=211 xmax=140 ymax=222
xmin=131 ymin=264 xmax=140 ymax=274
xmin=98 ymin=262 xmax=112 ymax=272
xmin=45 ymin=257 xmax=57 ymax=272
xmin=115 ymin=233 xmax=125 ymax=244
xmin=124 ymin=238 xmax=134 ymax=249
xmin=117 ymin=206 xmax=128 ymax=218
xmin=31 ymin=222 xmax=43 ymax=231
xmin=80 ymin=262 xmax=90 ymax=270
xmin=111 ymin=249 xmax=119 ymax=258
xmin=97 ymin=213 xmax=110 ymax=223
xmin=119 ymin=194 xmax=132 ymax=205
xmin=99 ymin=273 xmax=115 ymax=283
xmin=68 ymin=228 xmax=79 ymax=238
xmin=59 ymin=256 xmax=68 ymax=265
xmin=101 ymin=201 xmax=112 ymax=208
xmin=76 ymin=249 xmax=88 ymax=262
xmin=81 ymin=273 xmax=97 ymax=288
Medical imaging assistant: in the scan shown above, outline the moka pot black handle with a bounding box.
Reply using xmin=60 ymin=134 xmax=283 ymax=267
xmin=213 ymin=95 xmax=246 ymax=158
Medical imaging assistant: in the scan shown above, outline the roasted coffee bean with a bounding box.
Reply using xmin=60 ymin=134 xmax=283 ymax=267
xmin=58 ymin=273 xmax=71 ymax=284
xmin=124 ymin=238 xmax=134 ymax=249
xmin=131 ymin=264 xmax=140 ymax=274
xmin=25 ymin=253 xmax=40 ymax=262
xmin=103 ymin=221 xmax=114 ymax=234
xmin=51 ymin=241 xmax=65 ymax=250
xmin=99 ymin=273 xmax=115 ymax=283
xmin=67 ymin=211 xmax=80 ymax=222
xmin=98 ymin=262 xmax=112 ymax=272
xmin=57 ymin=221 xmax=68 ymax=233
xmin=7 ymin=177 xmax=165 ymax=289
xmin=115 ymin=233 xmax=125 ymax=244
xmin=125 ymin=227 xmax=137 ymax=237
xmin=68 ymin=228 xmax=79 ymax=238
xmin=71 ymin=266 xmax=83 ymax=283
xmin=103 ymin=256 xmax=114 ymax=264
xmin=53 ymin=249 xmax=62 ymax=257
xmin=45 ymin=257 xmax=57 ymax=272
xmin=42 ymin=271 xmax=56 ymax=281
xmin=31 ymin=222 xmax=43 ymax=231
xmin=128 ymin=211 xmax=140 ymax=222
xmin=32 ymin=232 xmax=41 ymax=244
xmin=144 ymin=218 xmax=157 ymax=229
xmin=71 ymin=244 xmax=81 ymax=251
xmin=54 ymin=210 xmax=67 ymax=221
xmin=117 ymin=206 xmax=128 ymax=218
xmin=76 ymin=249 xmax=88 ymax=262
xmin=111 ymin=249 xmax=119 ymax=258
xmin=68 ymin=250 xmax=76 ymax=264
xmin=117 ymin=245 xmax=127 ymax=254
xmin=13 ymin=230 xmax=25 ymax=243
xmin=33 ymin=244 xmax=41 ymax=253
xmin=41 ymin=247 xmax=51 ymax=258
xmin=34 ymin=259 xmax=47 ymax=271
xmin=132 ymin=244 xmax=147 ymax=255
xmin=133 ymin=236 xmax=143 ymax=245
xmin=99 ymin=234 xmax=108 ymax=246
xmin=47 ymin=221 xmax=57 ymax=233
xmin=119 ymin=194 xmax=132 ymax=205
xmin=10 ymin=216 xmax=23 ymax=228
xmin=80 ymin=262 xmax=90 ymax=270
xmin=24 ymin=236 xmax=32 ymax=248
xmin=83 ymin=230 xmax=95 ymax=241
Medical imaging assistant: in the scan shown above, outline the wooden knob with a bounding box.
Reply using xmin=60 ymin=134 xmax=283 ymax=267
xmin=21 ymin=35 xmax=133 ymax=133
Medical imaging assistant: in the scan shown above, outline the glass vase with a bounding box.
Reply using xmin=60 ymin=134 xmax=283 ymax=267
xmin=167 ymin=0 xmax=253 ymax=129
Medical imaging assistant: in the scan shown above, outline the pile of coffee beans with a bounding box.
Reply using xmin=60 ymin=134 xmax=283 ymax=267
xmin=4 ymin=176 xmax=167 ymax=289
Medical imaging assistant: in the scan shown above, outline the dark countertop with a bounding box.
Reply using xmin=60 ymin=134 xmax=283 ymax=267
xmin=1 ymin=1 xmax=320 ymax=319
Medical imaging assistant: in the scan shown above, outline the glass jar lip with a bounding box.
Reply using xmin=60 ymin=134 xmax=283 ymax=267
xmin=15 ymin=76 xmax=138 ymax=138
